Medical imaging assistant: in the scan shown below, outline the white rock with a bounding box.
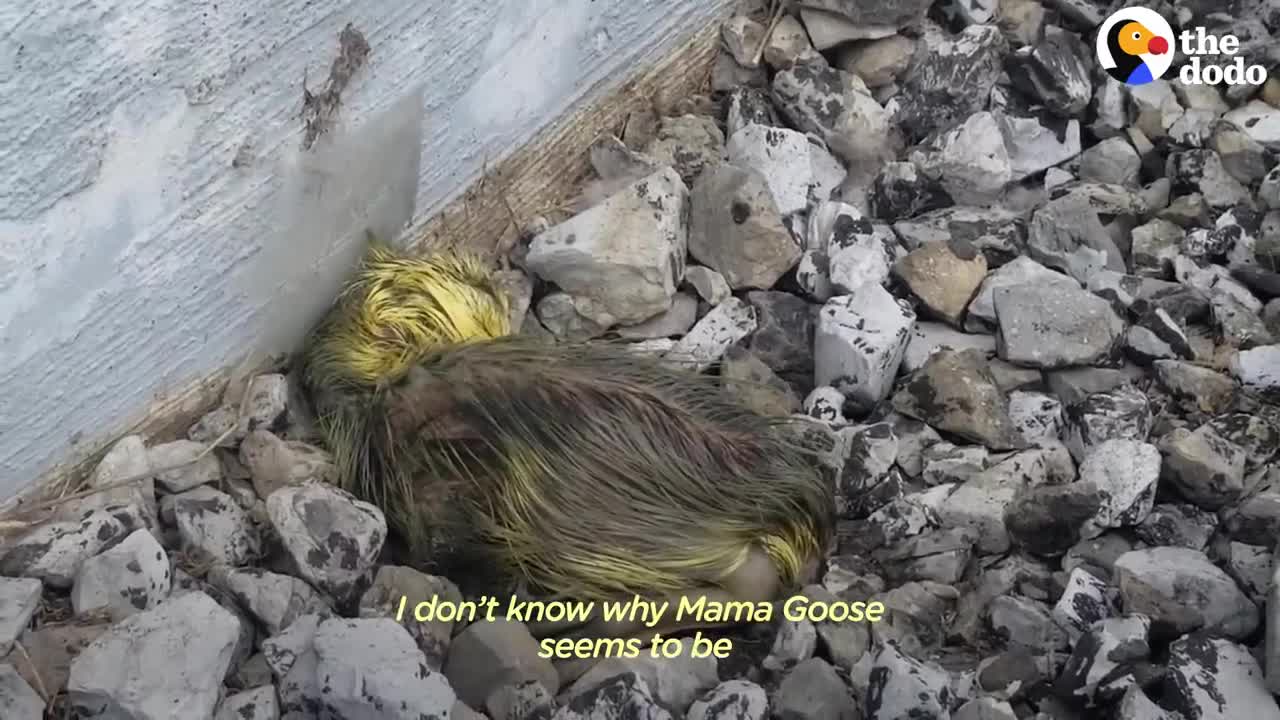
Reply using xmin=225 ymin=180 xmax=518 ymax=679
xmin=902 ymin=322 xmax=997 ymax=374
xmin=1052 ymin=567 xmax=1118 ymax=641
xmin=267 ymin=483 xmax=386 ymax=603
xmin=566 ymin=637 xmax=718 ymax=714
xmin=796 ymin=250 xmax=834 ymax=302
xmin=66 ymin=591 xmax=242 ymax=720
xmin=1232 ymin=345 xmax=1280 ymax=398
xmin=1080 ymin=440 xmax=1161 ymax=538
xmin=684 ymin=266 xmax=730 ymax=305
xmin=170 ymin=486 xmax=259 ymax=566
xmin=526 ymin=166 xmax=688 ymax=327
xmin=914 ymin=111 xmax=1013 ymax=206
xmin=810 ymin=141 xmax=848 ymax=204
xmin=215 ymin=686 xmax=279 ymax=720
xmin=665 ymin=297 xmax=757 ymax=373
xmin=1008 ymin=391 xmax=1064 ymax=444
xmin=815 ymin=285 xmax=916 ymax=413
xmin=1224 ymin=100 xmax=1280 ymax=151
xmin=803 ymin=386 xmax=846 ymax=424
xmin=71 ymin=528 xmax=170 ymax=621
xmin=967 ymin=256 xmax=1080 ymax=328
xmin=312 ymin=618 xmax=456 ymax=720
xmin=0 ymin=664 xmax=44 ymax=719
xmin=996 ymin=113 xmax=1081 ymax=182
xmin=0 ymin=577 xmax=41 ymax=656
xmin=148 ymin=440 xmax=223 ymax=493
xmin=209 ymin=566 xmax=333 ymax=637
xmin=1130 ymin=81 xmax=1184 ymax=140
xmin=0 ymin=506 xmax=145 ymax=589
xmin=687 ymin=680 xmax=768 ymax=720
xmin=240 ymin=374 xmax=289 ymax=431
xmin=1165 ymin=635 xmax=1280 ymax=720
xmin=727 ymin=124 xmax=813 ymax=217
xmin=75 ymin=435 xmax=155 ymax=520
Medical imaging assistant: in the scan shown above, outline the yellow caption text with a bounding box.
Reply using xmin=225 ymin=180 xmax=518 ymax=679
xmin=395 ymin=594 xmax=884 ymax=659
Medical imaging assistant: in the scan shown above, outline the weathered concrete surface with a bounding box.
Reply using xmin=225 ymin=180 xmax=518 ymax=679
xmin=0 ymin=0 xmax=734 ymax=502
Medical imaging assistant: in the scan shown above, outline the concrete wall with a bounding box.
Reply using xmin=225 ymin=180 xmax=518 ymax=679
xmin=0 ymin=0 xmax=731 ymax=502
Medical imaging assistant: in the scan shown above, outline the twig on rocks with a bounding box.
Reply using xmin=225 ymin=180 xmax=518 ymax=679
xmin=0 ymin=376 xmax=255 ymax=527
xmin=751 ymin=0 xmax=788 ymax=67
xmin=13 ymin=641 xmax=48 ymax=703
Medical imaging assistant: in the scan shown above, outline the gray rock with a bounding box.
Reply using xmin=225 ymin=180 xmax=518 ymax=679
xmin=0 ymin=664 xmax=44 ymax=720
xmin=1062 ymin=384 xmax=1152 ymax=463
xmin=1079 ymin=137 xmax=1141 ymax=187
xmin=67 ymin=591 xmax=242 ymax=720
xmin=169 ymin=486 xmax=259 ymax=566
xmin=1004 ymin=481 xmax=1104 ymax=557
xmin=1079 ymin=440 xmax=1161 ymax=537
xmin=815 ymin=285 xmax=915 ymax=413
xmin=874 ymin=527 xmax=975 ymax=586
xmin=990 ymin=593 xmax=1070 ymax=653
xmin=617 ymin=292 xmax=698 ymax=340
xmin=893 ymin=206 xmax=1027 ymax=268
xmin=1052 ymin=567 xmax=1120 ymax=642
xmin=720 ymin=16 xmax=765 ymax=68
xmin=569 ymin=638 xmax=719 ymax=714
xmin=865 ymin=640 xmax=954 ymax=720
xmin=1027 ymin=196 xmax=1125 ymax=284
xmin=726 ymin=124 xmax=812 ymax=217
xmin=1213 ymin=292 xmax=1275 ymax=349
xmin=690 ymin=163 xmax=799 ymax=290
xmin=1131 ymin=219 xmax=1187 ymax=278
xmin=968 ymin=256 xmax=1079 ymax=329
xmin=485 ymin=680 xmax=554 ymax=720
xmin=73 ymin=435 xmax=156 ymax=522
xmin=893 ymin=240 xmax=988 ymax=327
xmin=1167 ymin=150 xmax=1253 ymax=210
xmin=798 ymin=0 xmax=932 ymax=33
xmin=804 ymin=386 xmax=846 ymax=424
xmin=834 ymin=35 xmax=915 ymax=88
xmin=954 ymin=697 xmax=1017 ymax=720
xmin=71 ymin=528 xmax=170 ymax=621
xmin=721 ymin=347 xmax=801 ymax=417
xmin=997 ymin=113 xmax=1082 ymax=183
xmin=1212 ymin=120 xmax=1270 ymax=185
xmin=1117 ymin=686 xmax=1174 ymax=720
xmin=536 ymin=292 xmax=607 ymax=340
xmin=149 ymin=440 xmax=223 ymax=494
xmin=683 ymin=265 xmax=730 ymax=306
xmin=643 ymin=115 xmax=724 ymax=188
xmin=1130 ymin=81 xmax=1184 ymax=141
xmin=1223 ymin=100 xmax=1280 ymax=151
xmin=1232 ymin=344 xmax=1280 ymax=399
xmin=994 ymin=284 xmax=1125 ymax=369
xmin=892 ymin=348 xmax=1024 ymax=450
xmin=1053 ymin=615 xmax=1150 ymax=703
xmin=359 ymin=566 xmax=460 ymax=671
xmin=527 ymin=166 xmax=687 ymax=326
xmin=1224 ymin=541 xmax=1271 ymax=605
xmin=740 ymin=291 xmax=816 ymax=381
xmin=0 ymin=505 xmax=145 ymax=589
xmin=666 ymin=297 xmax=758 ymax=373
xmin=890 ymin=24 xmax=1007 ymax=142
xmin=238 ymin=430 xmax=335 ymax=501
xmin=209 ymin=566 xmax=332 ymax=637
xmin=1005 ymin=25 xmax=1092 ymax=117
xmin=1161 ymin=423 xmax=1248 ymax=510
xmin=1206 ymin=412 xmax=1279 ymax=471
xmin=686 ymin=680 xmax=767 ymax=720
xmin=0 ymin=578 xmax=41 ymax=657
xmin=773 ymin=657 xmax=857 ymax=720
xmin=771 ymin=62 xmax=894 ymax=168
xmin=553 ymin=672 xmax=672 ymax=720
xmin=1164 ymin=635 xmax=1280 ymax=720
xmin=312 ymin=618 xmax=455 ymax=720
xmin=444 ymin=619 xmax=558 ymax=709
xmin=912 ymin=111 xmax=1013 ymax=206
xmin=1045 ymin=364 xmax=1144 ymax=406
xmin=938 ymin=450 xmax=1050 ymax=555
xmin=1138 ymin=503 xmax=1218 ymax=550
xmin=902 ymin=322 xmax=997 ymax=375
xmin=266 ymin=482 xmax=385 ymax=604
xmin=215 ymin=686 xmax=278 ymax=720
xmin=1115 ymin=547 xmax=1258 ymax=639
xmin=1007 ymin=391 xmax=1064 ymax=444
xmin=764 ymin=619 xmax=818 ymax=673
xmin=869 ymin=161 xmax=952 ymax=221
xmin=1153 ymin=360 xmax=1237 ymax=415
xmin=922 ymin=443 xmax=989 ymax=487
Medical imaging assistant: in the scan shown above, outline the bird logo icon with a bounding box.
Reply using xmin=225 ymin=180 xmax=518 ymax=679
xmin=1096 ymin=8 xmax=1175 ymax=85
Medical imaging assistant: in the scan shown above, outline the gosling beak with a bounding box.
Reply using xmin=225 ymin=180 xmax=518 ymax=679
xmin=1147 ymin=36 xmax=1169 ymax=54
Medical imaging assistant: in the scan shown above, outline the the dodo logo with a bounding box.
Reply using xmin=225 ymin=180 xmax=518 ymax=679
xmin=1096 ymin=8 xmax=1174 ymax=85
